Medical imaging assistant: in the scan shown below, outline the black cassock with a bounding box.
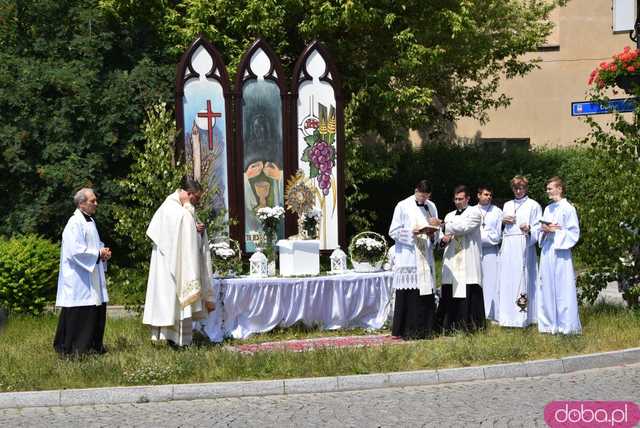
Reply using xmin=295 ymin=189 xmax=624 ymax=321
xmin=435 ymin=283 xmax=486 ymax=334
xmin=53 ymin=212 xmax=108 ymax=356
xmin=392 ymin=289 xmax=436 ymax=339
xmin=54 ymin=303 xmax=107 ymax=355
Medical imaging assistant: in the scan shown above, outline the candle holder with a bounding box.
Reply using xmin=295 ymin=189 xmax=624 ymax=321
xmin=330 ymin=246 xmax=347 ymax=273
xmin=249 ymin=248 xmax=268 ymax=277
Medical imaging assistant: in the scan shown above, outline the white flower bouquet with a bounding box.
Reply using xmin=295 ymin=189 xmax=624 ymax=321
xmin=210 ymin=239 xmax=242 ymax=276
xmin=256 ymin=205 xmax=286 ymax=221
xmin=256 ymin=206 xmax=285 ymax=240
xmin=348 ymin=231 xmax=388 ymax=272
xmin=255 ymin=206 xmax=285 ymax=265
xmin=301 ymin=208 xmax=321 ymax=239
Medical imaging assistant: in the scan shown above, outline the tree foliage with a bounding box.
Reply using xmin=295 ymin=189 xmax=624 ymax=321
xmin=109 ymin=103 xmax=187 ymax=307
xmin=351 ymin=142 xmax=588 ymax=237
xmin=112 ymin=103 xmax=186 ymax=265
xmin=0 ymin=0 xmax=173 ymax=245
xmin=0 ymin=0 xmax=565 ymax=260
xmin=574 ymin=71 xmax=640 ymax=306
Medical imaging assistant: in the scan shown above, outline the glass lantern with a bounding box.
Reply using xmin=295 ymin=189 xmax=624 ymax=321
xmin=249 ymin=248 xmax=268 ymax=277
xmin=330 ymin=246 xmax=347 ymax=273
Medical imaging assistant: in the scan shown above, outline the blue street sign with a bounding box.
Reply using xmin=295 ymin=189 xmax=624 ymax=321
xmin=571 ymin=98 xmax=636 ymax=116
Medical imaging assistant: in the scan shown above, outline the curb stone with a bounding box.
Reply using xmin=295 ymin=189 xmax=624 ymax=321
xmin=437 ymin=366 xmax=485 ymax=384
xmin=1 ymin=347 xmax=639 ymax=409
xmin=524 ymin=358 xmax=565 ymax=378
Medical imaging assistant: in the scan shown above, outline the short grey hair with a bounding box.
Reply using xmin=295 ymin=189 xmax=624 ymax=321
xmin=73 ymin=188 xmax=94 ymax=207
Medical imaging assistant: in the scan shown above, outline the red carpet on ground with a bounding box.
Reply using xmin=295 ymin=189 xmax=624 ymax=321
xmin=226 ymin=334 xmax=404 ymax=354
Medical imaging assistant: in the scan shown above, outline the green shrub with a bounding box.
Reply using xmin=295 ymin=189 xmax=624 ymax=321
xmin=0 ymin=235 xmax=60 ymax=315
xmin=107 ymin=265 xmax=148 ymax=312
xmin=351 ymin=141 xmax=583 ymax=237
xmin=113 ymin=104 xmax=187 ymax=268
xmin=573 ymin=81 xmax=640 ymax=305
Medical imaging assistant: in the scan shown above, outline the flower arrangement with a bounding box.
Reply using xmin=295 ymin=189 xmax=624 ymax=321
xmin=348 ymin=231 xmax=388 ymax=268
xmin=210 ymin=239 xmax=242 ymax=276
xmin=255 ymin=206 xmax=285 ymax=265
xmin=255 ymin=206 xmax=285 ymax=242
xmin=589 ymin=46 xmax=640 ymax=91
xmin=301 ymin=208 xmax=321 ymax=239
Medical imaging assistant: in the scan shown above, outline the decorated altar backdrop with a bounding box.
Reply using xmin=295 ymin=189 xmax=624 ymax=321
xmin=200 ymin=271 xmax=393 ymax=340
xmin=176 ymin=37 xmax=344 ymax=250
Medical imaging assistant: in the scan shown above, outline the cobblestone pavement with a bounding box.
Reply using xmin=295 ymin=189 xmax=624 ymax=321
xmin=1 ymin=364 xmax=639 ymax=427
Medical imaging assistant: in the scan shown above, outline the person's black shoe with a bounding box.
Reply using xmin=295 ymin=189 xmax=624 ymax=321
xmin=167 ymin=340 xmax=187 ymax=350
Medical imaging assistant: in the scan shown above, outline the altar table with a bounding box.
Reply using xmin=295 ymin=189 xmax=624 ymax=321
xmin=200 ymin=271 xmax=393 ymax=341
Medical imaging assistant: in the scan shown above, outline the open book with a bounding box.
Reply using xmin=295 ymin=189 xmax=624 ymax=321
xmin=415 ymin=219 xmax=441 ymax=233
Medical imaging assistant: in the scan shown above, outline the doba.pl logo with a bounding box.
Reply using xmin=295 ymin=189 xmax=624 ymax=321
xmin=544 ymin=401 xmax=640 ymax=427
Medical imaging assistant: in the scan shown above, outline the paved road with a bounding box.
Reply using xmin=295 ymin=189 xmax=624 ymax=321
xmin=1 ymin=364 xmax=639 ymax=427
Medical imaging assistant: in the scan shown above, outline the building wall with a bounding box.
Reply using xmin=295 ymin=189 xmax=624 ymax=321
xmin=455 ymin=0 xmax=634 ymax=147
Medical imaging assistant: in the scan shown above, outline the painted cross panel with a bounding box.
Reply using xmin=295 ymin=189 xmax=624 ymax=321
xmin=177 ymin=38 xmax=234 ymax=234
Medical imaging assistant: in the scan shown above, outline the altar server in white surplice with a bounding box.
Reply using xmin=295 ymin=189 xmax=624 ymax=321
xmin=475 ymin=186 xmax=503 ymax=322
xmin=143 ymin=176 xmax=215 ymax=347
xmin=537 ymin=177 xmax=581 ymax=335
xmin=436 ymin=185 xmax=485 ymax=333
xmin=388 ymin=180 xmax=442 ymax=339
xmin=54 ymin=188 xmax=111 ymax=356
xmin=497 ymin=175 xmax=542 ymax=328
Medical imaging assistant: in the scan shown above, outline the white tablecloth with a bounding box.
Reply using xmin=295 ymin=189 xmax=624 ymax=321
xmin=199 ymin=271 xmax=394 ymax=341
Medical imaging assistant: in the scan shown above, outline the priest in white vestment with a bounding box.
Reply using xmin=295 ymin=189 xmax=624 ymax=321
xmin=497 ymin=175 xmax=542 ymax=328
xmin=143 ymin=176 xmax=215 ymax=347
xmin=436 ymin=185 xmax=484 ymax=333
xmin=475 ymin=186 xmax=503 ymax=322
xmin=537 ymin=177 xmax=581 ymax=334
xmin=54 ymin=188 xmax=111 ymax=356
xmin=388 ymin=180 xmax=441 ymax=339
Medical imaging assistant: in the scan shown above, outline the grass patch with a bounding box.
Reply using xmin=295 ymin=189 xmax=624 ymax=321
xmin=0 ymin=303 xmax=638 ymax=392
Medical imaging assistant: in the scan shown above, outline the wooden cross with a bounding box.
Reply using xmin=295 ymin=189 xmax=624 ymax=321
xmin=197 ymin=100 xmax=222 ymax=149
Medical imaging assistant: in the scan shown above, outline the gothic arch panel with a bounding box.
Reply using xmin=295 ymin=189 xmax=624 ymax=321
xmin=291 ymin=41 xmax=345 ymax=250
xmin=176 ymin=36 xmax=238 ymax=238
xmin=234 ymin=39 xmax=289 ymax=251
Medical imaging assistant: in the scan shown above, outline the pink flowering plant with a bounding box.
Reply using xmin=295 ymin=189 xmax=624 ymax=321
xmin=589 ymin=46 xmax=640 ymax=93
